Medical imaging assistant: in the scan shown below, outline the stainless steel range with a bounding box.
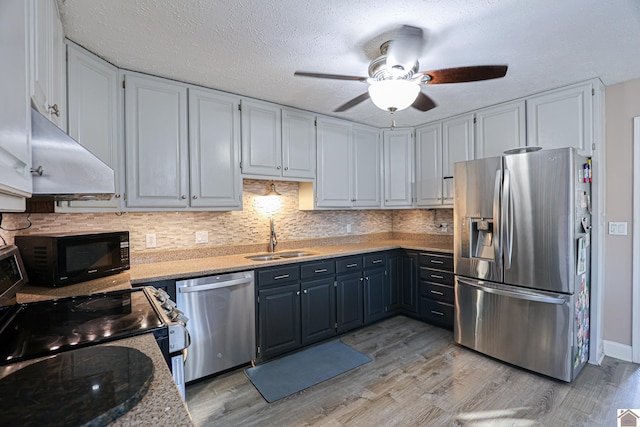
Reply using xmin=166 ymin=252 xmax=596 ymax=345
xmin=0 ymin=245 xmax=191 ymax=398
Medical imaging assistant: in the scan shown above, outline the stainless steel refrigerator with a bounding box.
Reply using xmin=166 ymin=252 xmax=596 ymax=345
xmin=453 ymin=147 xmax=591 ymax=382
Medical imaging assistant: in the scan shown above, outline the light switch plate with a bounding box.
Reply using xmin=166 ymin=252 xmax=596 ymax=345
xmin=608 ymin=222 xmax=628 ymax=236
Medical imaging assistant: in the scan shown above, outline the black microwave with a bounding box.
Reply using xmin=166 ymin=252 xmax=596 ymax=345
xmin=14 ymin=231 xmax=130 ymax=287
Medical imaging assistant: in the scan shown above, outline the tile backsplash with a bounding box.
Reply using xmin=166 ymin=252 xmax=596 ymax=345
xmin=0 ymin=180 xmax=453 ymax=254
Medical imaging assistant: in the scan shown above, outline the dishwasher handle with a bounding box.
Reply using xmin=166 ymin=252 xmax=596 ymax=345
xmin=178 ymin=277 xmax=253 ymax=293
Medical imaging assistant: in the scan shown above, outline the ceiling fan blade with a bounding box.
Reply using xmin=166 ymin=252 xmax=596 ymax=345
xmin=294 ymin=71 xmax=368 ymax=82
xmin=386 ymin=25 xmax=424 ymax=75
xmin=421 ymin=65 xmax=508 ymax=84
xmin=411 ymin=92 xmax=437 ymax=112
xmin=334 ymin=92 xmax=370 ymax=112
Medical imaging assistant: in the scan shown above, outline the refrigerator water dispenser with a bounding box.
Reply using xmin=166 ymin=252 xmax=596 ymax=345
xmin=461 ymin=218 xmax=495 ymax=261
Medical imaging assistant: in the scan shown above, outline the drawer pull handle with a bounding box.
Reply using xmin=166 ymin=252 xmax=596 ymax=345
xmin=274 ymin=274 xmax=290 ymax=280
xmin=314 ymin=268 xmax=328 ymax=273
xmin=431 ymin=310 xmax=444 ymax=316
xmin=430 ymin=260 xmax=444 ymax=264
xmin=372 ymin=259 xmax=383 ymax=264
xmin=430 ymin=290 xmax=444 ymax=295
xmin=431 ymin=274 xmax=444 ymax=279
xmin=346 ymin=263 xmax=358 ymax=268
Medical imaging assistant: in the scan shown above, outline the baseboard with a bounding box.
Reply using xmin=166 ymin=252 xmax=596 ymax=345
xmin=603 ymin=340 xmax=633 ymax=362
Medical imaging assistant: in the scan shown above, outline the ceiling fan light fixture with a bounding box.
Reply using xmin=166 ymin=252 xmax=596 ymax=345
xmin=368 ymin=79 xmax=420 ymax=112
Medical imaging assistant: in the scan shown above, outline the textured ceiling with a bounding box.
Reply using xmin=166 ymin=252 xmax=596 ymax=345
xmin=57 ymin=0 xmax=640 ymax=128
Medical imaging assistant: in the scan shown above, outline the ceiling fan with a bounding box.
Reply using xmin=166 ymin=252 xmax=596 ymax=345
xmin=294 ymin=25 xmax=508 ymax=114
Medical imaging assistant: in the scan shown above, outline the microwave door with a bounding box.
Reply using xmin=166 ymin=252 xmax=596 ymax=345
xmin=454 ymin=156 xmax=503 ymax=283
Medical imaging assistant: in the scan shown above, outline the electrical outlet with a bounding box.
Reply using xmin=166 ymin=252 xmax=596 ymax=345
xmin=145 ymin=233 xmax=157 ymax=248
xmin=346 ymin=224 xmax=352 ymax=233
xmin=608 ymin=222 xmax=628 ymax=236
xmin=195 ymin=231 xmax=208 ymax=244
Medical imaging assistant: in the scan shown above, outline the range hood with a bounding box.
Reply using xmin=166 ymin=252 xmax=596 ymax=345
xmin=30 ymin=108 xmax=115 ymax=201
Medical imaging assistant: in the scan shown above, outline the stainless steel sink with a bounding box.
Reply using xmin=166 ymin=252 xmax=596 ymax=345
xmin=245 ymin=254 xmax=280 ymax=261
xmin=245 ymin=251 xmax=318 ymax=261
xmin=277 ymin=251 xmax=317 ymax=258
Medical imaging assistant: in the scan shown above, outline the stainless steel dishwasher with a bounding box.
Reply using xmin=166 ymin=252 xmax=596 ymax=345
xmin=176 ymin=271 xmax=255 ymax=383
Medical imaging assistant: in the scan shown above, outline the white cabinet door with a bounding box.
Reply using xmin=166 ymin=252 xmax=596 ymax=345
xmin=29 ymin=0 xmax=49 ymax=116
xmin=48 ymin=0 xmax=65 ymax=131
xmin=352 ymin=124 xmax=381 ymax=207
xmin=316 ymin=117 xmax=352 ymax=208
xmin=475 ymin=100 xmax=525 ymax=158
xmin=0 ymin=0 xmax=31 ymax=205
xmin=240 ymin=99 xmax=282 ymax=177
xmin=28 ymin=0 xmax=64 ymax=128
xmin=61 ymin=43 xmax=121 ymax=212
xmin=282 ymin=108 xmax=316 ymax=179
xmin=415 ymin=123 xmax=442 ymax=206
xmin=124 ymin=72 xmax=189 ymax=208
xmin=189 ymin=88 xmax=242 ymax=209
xmin=383 ymin=129 xmax=414 ymax=207
xmin=526 ymin=83 xmax=593 ymax=156
xmin=442 ymin=113 xmax=474 ymax=204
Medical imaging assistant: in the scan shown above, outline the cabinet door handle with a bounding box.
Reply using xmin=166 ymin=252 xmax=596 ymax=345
xmin=430 ymin=260 xmax=444 ymax=264
xmin=296 ymin=291 xmax=300 ymax=295
xmin=284 ymin=166 xmax=289 ymax=171
xmin=430 ymin=290 xmax=444 ymax=296
xmin=115 ymin=194 xmax=121 ymax=199
xmin=314 ymin=268 xmax=327 ymax=273
xmin=181 ymin=195 xmax=187 ymax=199
xmin=274 ymin=274 xmax=290 ymax=280
xmin=48 ymin=103 xmax=60 ymax=117
xmin=360 ymin=277 xmax=363 ymax=282
xmin=430 ymin=274 xmax=444 ymax=279
xmin=192 ymin=195 xmax=199 ymax=199
xmin=431 ymin=310 xmax=444 ymax=316
xmin=303 ymin=289 xmax=308 ymax=294
xmin=276 ymin=165 xmax=282 ymax=170
xmin=30 ymin=166 xmax=44 ymax=176
xmin=372 ymin=259 xmax=383 ymax=264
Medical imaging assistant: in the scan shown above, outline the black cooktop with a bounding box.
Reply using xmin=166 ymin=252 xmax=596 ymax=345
xmin=0 ymin=289 xmax=165 ymax=365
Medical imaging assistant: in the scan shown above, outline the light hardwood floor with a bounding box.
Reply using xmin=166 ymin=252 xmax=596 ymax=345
xmin=186 ymin=316 xmax=640 ymax=426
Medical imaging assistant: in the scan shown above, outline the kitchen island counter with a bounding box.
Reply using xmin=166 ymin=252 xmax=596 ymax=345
xmin=0 ymin=333 xmax=193 ymax=426
xmin=129 ymin=239 xmax=453 ymax=284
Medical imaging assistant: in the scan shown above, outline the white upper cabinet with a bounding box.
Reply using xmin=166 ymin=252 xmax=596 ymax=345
xmin=526 ymin=82 xmax=594 ymax=156
xmin=240 ymin=99 xmax=282 ymax=177
xmin=123 ymin=72 xmax=189 ymax=209
xmin=282 ymin=108 xmax=316 ymax=179
xmin=315 ymin=116 xmax=352 ymax=208
xmin=188 ymin=87 xmax=242 ymax=209
xmin=28 ymin=0 xmax=65 ymax=130
xmin=475 ymin=100 xmax=526 ymax=158
xmin=241 ymin=100 xmax=316 ymax=180
xmin=383 ymin=128 xmax=414 ymax=207
xmin=415 ymin=123 xmax=442 ymax=207
xmin=0 ymin=0 xmax=31 ymax=209
xmin=442 ymin=113 xmax=474 ymax=204
xmin=352 ymin=124 xmax=381 ymax=208
xmin=304 ymin=119 xmax=380 ymax=209
xmin=59 ymin=42 xmax=121 ymax=212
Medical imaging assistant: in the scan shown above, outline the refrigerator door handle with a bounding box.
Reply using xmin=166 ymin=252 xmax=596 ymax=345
xmin=493 ymin=170 xmax=502 ymax=267
xmin=502 ymin=169 xmax=513 ymax=269
xmin=456 ymin=277 xmax=569 ymax=305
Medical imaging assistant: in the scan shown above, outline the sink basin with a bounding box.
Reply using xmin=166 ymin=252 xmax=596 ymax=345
xmin=245 ymin=255 xmax=280 ymax=261
xmin=244 ymin=251 xmax=318 ymax=261
xmin=277 ymin=251 xmax=317 ymax=258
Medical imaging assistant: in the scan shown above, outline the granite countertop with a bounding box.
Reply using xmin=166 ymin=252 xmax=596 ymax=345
xmin=17 ymin=272 xmax=133 ymax=303
xmin=129 ymin=239 xmax=453 ymax=284
xmin=0 ymin=334 xmax=193 ymax=426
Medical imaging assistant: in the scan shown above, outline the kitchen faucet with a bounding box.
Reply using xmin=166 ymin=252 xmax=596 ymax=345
xmin=269 ymin=217 xmax=278 ymax=252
